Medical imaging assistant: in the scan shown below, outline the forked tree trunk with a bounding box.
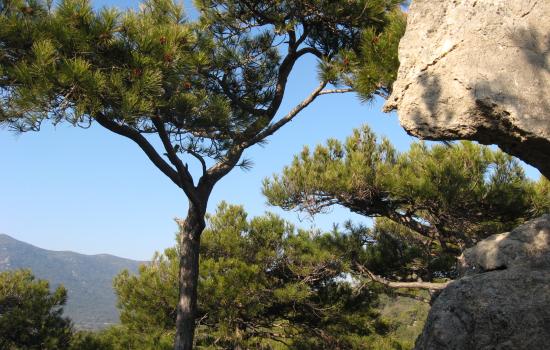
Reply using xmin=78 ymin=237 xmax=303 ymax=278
xmin=174 ymin=205 xmax=206 ymax=350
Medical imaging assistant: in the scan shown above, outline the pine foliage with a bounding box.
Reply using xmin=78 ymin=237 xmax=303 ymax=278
xmin=263 ymin=126 xmax=549 ymax=279
xmin=1 ymin=1 xmax=409 ymax=346
xmin=109 ymin=202 xmax=404 ymax=349
xmin=1 ymin=0 xmax=405 ymax=181
xmin=0 ymin=269 xmax=73 ymax=349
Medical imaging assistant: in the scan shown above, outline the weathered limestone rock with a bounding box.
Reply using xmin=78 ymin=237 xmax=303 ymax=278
xmin=384 ymin=0 xmax=550 ymax=178
xmin=415 ymin=215 xmax=550 ymax=350
xmin=458 ymin=215 xmax=550 ymax=274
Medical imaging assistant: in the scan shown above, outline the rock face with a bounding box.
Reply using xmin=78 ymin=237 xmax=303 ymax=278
xmin=384 ymin=0 xmax=550 ymax=178
xmin=415 ymin=215 xmax=550 ymax=350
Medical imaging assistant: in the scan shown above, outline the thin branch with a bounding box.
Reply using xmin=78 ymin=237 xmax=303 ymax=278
xmin=213 ymin=73 xmax=264 ymax=116
xmin=287 ymin=28 xmax=296 ymax=47
xmin=265 ymin=46 xmax=321 ymax=118
xmin=58 ymin=85 xmax=76 ymax=111
xmin=94 ymin=113 xmax=181 ymax=189
xmin=151 ymin=117 xmax=200 ymax=208
xmin=245 ymin=80 xmax=328 ymax=147
xmin=294 ymin=25 xmax=310 ymax=48
xmin=356 ymin=263 xmax=449 ymax=291
xmin=204 ymin=146 xmax=245 ymax=185
xmin=240 ymin=46 xmax=324 ymax=140
xmin=186 ymin=147 xmax=207 ymax=177
xmin=151 ymin=118 xmax=186 ymax=174
xmin=319 ymin=88 xmax=354 ymax=95
xmin=294 ymin=46 xmax=324 ymax=60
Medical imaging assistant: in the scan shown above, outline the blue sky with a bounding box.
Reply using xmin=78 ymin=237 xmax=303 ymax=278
xmin=0 ymin=0 xmax=541 ymax=260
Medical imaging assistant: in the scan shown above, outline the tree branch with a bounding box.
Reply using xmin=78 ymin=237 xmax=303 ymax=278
xmin=244 ymin=80 xmax=327 ymax=147
xmin=318 ymin=88 xmax=354 ymax=95
xmin=151 ymin=117 xmax=202 ymax=208
xmin=355 ymin=264 xmax=449 ymax=291
xmin=239 ymin=46 xmax=324 ymax=141
xmin=204 ymin=146 xmax=245 ymax=185
xmin=213 ymin=73 xmax=264 ymax=116
xmin=265 ymin=46 xmax=322 ymax=118
xmin=185 ymin=147 xmax=207 ymax=177
xmin=294 ymin=47 xmax=324 ymax=60
xmin=94 ymin=114 xmax=182 ymax=189
xmin=294 ymin=25 xmax=310 ymax=48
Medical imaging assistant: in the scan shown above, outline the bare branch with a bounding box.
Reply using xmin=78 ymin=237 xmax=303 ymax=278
xmin=151 ymin=117 xmax=201 ymax=208
xmin=265 ymin=46 xmax=322 ymax=118
xmin=355 ymin=263 xmax=450 ymax=291
xmin=319 ymin=88 xmax=354 ymax=95
xmin=205 ymin=146 xmax=245 ymax=185
xmin=287 ymin=28 xmax=296 ymax=47
xmin=295 ymin=47 xmax=324 ymax=60
xmin=94 ymin=114 xmax=181 ymax=189
xmin=239 ymin=46 xmax=324 ymax=141
xmin=294 ymin=25 xmax=310 ymax=48
xmin=185 ymin=147 xmax=207 ymax=177
xmin=245 ymin=80 xmax=328 ymax=147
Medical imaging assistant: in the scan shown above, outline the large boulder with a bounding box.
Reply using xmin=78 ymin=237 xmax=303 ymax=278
xmin=384 ymin=0 xmax=550 ymax=178
xmin=415 ymin=215 xmax=550 ymax=350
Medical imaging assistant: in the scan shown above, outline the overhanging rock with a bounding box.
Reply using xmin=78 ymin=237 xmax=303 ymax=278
xmin=384 ymin=0 xmax=550 ymax=178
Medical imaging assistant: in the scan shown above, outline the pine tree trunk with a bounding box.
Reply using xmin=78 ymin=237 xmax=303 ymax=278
xmin=174 ymin=205 xmax=205 ymax=350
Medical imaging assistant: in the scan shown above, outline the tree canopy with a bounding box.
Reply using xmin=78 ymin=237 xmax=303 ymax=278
xmin=109 ymin=202 xmax=409 ymax=350
xmin=0 ymin=0 xmax=407 ymax=346
xmin=0 ymin=0 xmax=405 ymax=201
xmin=263 ymin=126 xmax=549 ymax=280
xmin=0 ymin=269 xmax=73 ymax=350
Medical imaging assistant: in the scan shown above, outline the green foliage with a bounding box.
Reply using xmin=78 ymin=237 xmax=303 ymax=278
xmin=336 ymin=8 xmax=406 ymax=100
xmin=1 ymin=0 xmax=198 ymax=129
xmin=0 ymin=269 xmax=73 ymax=350
xmin=69 ymin=331 xmax=113 ymax=350
xmin=112 ymin=249 xmax=178 ymax=349
xmin=110 ymin=202 xmax=404 ymax=349
xmin=531 ymin=176 xmax=550 ymax=216
xmin=1 ymin=1 xmax=411 ymax=346
xmin=1 ymin=0 xmax=404 ymax=170
xmin=377 ymin=293 xmax=430 ymax=349
xmin=263 ymin=126 xmax=549 ymax=279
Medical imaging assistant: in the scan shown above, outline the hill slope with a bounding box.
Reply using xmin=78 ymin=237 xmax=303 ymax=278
xmin=0 ymin=233 xmax=142 ymax=329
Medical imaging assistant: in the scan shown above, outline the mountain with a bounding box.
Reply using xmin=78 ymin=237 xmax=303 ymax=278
xmin=0 ymin=233 xmax=143 ymax=330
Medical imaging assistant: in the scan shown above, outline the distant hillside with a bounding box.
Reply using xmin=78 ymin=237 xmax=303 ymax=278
xmin=0 ymin=234 xmax=143 ymax=330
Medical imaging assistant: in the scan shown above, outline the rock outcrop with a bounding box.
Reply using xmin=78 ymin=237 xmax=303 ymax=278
xmin=384 ymin=0 xmax=550 ymax=178
xmin=415 ymin=215 xmax=550 ymax=350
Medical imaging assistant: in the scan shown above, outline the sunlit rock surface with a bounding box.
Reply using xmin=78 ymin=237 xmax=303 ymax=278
xmin=415 ymin=215 xmax=550 ymax=350
xmin=385 ymin=0 xmax=550 ymax=177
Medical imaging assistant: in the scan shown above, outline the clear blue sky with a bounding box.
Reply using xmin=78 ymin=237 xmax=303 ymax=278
xmin=0 ymin=0 xmax=541 ymax=260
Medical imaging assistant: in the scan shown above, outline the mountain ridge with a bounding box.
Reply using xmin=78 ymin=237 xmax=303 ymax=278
xmin=0 ymin=233 xmax=143 ymax=329
xmin=0 ymin=233 xmax=138 ymax=260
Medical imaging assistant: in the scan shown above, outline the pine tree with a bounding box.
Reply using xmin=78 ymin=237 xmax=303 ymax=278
xmin=0 ymin=1 xmax=405 ymax=348
xmin=263 ymin=126 xmax=549 ymax=285
xmin=0 ymin=270 xmax=73 ymax=349
xmin=109 ymin=202 xmax=403 ymax=349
